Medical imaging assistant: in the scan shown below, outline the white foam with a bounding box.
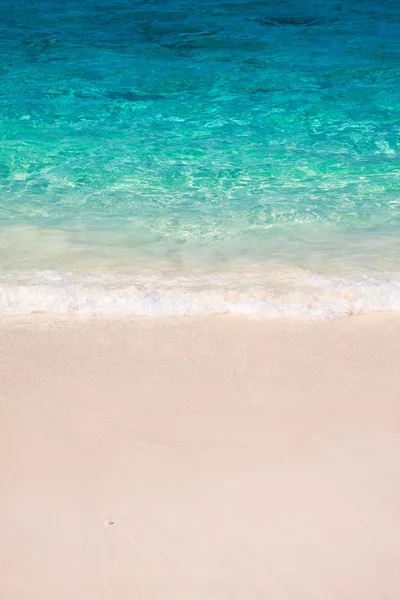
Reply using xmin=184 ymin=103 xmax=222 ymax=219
xmin=1 ymin=269 xmax=400 ymax=319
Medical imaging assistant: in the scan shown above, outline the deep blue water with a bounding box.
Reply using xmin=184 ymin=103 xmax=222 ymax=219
xmin=1 ymin=0 xmax=400 ymax=317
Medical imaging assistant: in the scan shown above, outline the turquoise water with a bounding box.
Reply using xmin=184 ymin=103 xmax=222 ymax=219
xmin=1 ymin=0 xmax=400 ymax=317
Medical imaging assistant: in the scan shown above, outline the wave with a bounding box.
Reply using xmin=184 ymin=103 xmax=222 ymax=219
xmin=1 ymin=270 xmax=400 ymax=319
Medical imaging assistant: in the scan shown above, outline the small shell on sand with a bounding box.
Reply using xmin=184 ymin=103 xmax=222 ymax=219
xmin=104 ymin=520 xmax=114 ymax=527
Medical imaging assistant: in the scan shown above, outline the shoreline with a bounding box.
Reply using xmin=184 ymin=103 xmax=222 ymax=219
xmin=1 ymin=313 xmax=400 ymax=599
xmin=2 ymin=267 xmax=400 ymax=320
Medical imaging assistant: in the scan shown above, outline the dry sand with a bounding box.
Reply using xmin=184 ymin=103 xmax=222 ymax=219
xmin=1 ymin=314 xmax=400 ymax=599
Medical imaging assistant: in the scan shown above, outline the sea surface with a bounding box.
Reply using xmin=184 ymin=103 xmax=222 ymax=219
xmin=1 ymin=0 xmax=399 ymax=318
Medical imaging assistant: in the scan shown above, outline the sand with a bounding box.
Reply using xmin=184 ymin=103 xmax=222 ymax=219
xmin=1 ymin=314 xmax=400 ymax=599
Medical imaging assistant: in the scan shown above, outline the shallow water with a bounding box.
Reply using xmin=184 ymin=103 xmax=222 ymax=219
xmin=1 ymin=0 xmax=400 ymax=317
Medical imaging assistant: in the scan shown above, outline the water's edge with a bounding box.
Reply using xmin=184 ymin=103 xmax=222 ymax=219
xmin=1 ymin=270 xmax=399 ymax=319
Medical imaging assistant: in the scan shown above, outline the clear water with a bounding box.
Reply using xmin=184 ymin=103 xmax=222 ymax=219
xmin=1 ymin=0 xmax=400 ymax=317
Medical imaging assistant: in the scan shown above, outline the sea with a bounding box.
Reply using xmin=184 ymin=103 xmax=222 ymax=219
xmin=1 ymin=0 xmax=399 ymax=318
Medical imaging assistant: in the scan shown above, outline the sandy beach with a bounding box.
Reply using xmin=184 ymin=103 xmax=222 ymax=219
xmin=1 ymin=314 xmax=400 ymax=599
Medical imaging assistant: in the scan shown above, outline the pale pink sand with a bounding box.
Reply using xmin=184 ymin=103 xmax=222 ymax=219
xmin=1 ymin=314 xmax=400 ymax=599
